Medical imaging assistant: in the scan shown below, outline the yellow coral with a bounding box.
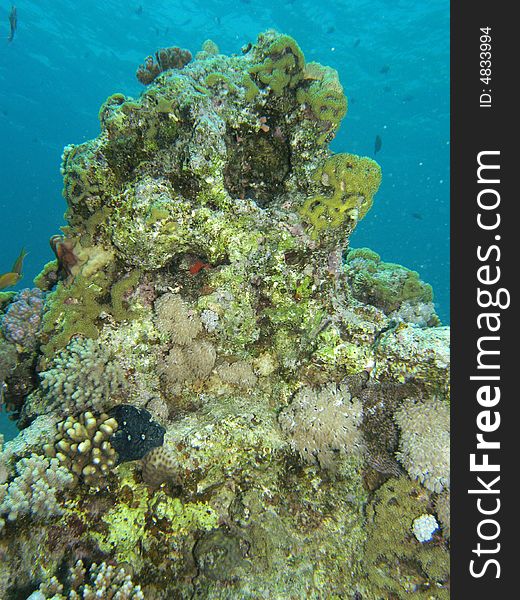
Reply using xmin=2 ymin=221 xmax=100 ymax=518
xmin=300 ymin=153 xmax=381 ymax=236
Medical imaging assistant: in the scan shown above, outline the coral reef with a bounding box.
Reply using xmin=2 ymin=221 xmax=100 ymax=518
xmin=0 ymin=288 xmax=45 ymax=350
xmin=0 ymin=31 xmax=450 ymax=599
xmin=33 ymin=559 xmax=144 ymax=599
xmin=43 ymin=412 xmax=119 ymax=488
xmin=278 ymin=381 xmax=364 ymax=470
xmin=136 ymin=46 xmax=192 ymax=85
xmin=394 ymin=396 xmax=450 ymax=493
xmin=34 ymin=338 xmax=127 ymax=416
xmin=0 ymin=454 xmax=74 ymax=530
xmin=345 ymin=247 xmax=438 ymax=323
xmin=363 ymin=477 xmax=449 ymax=598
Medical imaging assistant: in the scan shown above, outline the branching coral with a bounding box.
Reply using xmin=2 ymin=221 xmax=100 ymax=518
xmin=0 ymin=453 xmax=74 ymax=530
xmin=38 ymin=338 xmax=127 ymax=415
xmin=34 ymin=559 xmax=144 ymax=599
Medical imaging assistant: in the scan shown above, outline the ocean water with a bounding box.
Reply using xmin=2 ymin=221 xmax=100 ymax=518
xmin=0 ymin=0 xmax=448 ymax=433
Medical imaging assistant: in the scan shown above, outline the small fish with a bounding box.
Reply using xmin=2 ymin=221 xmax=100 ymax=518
xmin=411 ymin=212 xmax=423 ymax=220
xmin=353 ymin=38 xmax=360 ymax=48
xmin=7 ymin=5 xmax=17 ymax=43
xmin=402 ymin=94 xmax=414 ymax=102
xmin=325 ymin=25 xmax=335 ymax=34
xmin=379 ymin=64 xmax=390 ymax=74
xmin=374 ymin=135 xmax=382 ymax=155
xmin=0 ymin=247 xmax=27 ymax=290
xmin=11 ymin=246 xmax=27 ymax=274
xmin=135 ymin=5 xmax=143 ymax=15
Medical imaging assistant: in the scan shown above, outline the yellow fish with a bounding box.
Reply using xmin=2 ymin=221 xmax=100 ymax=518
xmin=0 ymin=247 xmax=27 ymax=290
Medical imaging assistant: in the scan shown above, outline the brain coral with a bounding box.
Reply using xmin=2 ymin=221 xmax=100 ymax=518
xmin=141 ymin=444 xmax=179 ymax=486
xmin=394 ymin=397 xmax=450 ymax=493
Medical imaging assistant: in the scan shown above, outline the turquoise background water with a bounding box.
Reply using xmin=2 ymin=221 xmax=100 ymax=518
xmin=0 ymin=0 xmax=449 ymax=437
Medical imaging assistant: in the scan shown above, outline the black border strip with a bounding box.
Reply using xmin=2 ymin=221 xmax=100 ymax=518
xmin=451 ymin=2 xmax=514 ymax=596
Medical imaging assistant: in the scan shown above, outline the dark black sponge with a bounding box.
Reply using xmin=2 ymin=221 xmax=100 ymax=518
xmin=109 ymin=404 xmax=165 ymax=463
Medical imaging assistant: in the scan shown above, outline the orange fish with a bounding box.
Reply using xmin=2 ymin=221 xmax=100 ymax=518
xmin=0 ymin=247 xmax=27 ymax=290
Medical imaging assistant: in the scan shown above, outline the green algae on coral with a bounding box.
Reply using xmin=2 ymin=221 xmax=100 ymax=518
xmin=297 ymin=62 xmax=348 ymax=143
xmin=345 ymin=247 xmax=435 ymax=315
xmin=300 ymin=153 xmax=382 ymax=237
xmin=249 ymin=33 xmax=305 ymax=94
xmin=0 ymin=30 xmax=450 ymax=600
xmin=364 ymin=477 xmax=450 ymax=599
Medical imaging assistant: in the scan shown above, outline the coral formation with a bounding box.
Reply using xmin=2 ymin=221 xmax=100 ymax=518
xmin=141 ymin=444 xmax=179 ymax=486
xmin=0 ymin=454 xmax=74 ymax=530
xmin=413 ymin=513 xmax=439 ymax=543
xmin=249 ymin=32 xmax=305 ymax=94
xmin=33 ymin=559 xmax=144 ymax=599
xmin=43 ymin=412 xmax=119 ymax=488
xmin=278 ymin=381 xmax=364 ymax=470
xmin=0 ymin=288 xmax=45 ymax=350
xmin=35 ymin=338 xmax=127 ymax=416
xmin=364 ymin=477 xmax=449 ymax=598
xmin=300 ymin=154 xmax=381 ymax=237
xmin=394 ymin=396 xmax=450 ymax=493
xmin=136 ymin=46 xmax=192 ymax=85
xmin=0 ymin=31 xmax=450 ymax=599
xmin=345 ymin=247 xmax=438 ymax=322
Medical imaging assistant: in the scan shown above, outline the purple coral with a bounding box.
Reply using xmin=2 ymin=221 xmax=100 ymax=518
xmin=1 ymin=288 xmax=45 ymax=349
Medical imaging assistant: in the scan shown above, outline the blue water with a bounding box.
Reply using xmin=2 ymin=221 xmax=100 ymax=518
xmin=0 ymin=0 xmax=449 ymax=320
